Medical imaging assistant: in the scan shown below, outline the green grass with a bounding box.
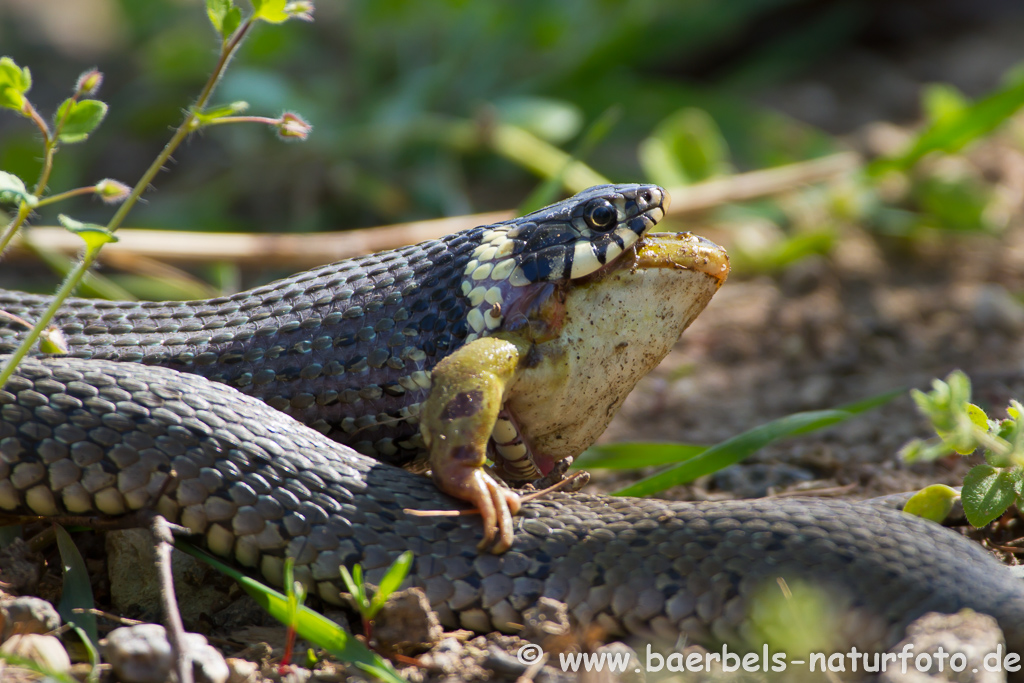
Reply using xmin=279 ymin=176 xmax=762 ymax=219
xmin=574 ymin=388 xmax=903 ymax=497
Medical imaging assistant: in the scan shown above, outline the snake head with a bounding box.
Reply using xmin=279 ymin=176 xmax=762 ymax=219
xmin=457 ymin=184 xmax=668 ymax=342
xmin=503 ymin=183 xmax=668 ymax=283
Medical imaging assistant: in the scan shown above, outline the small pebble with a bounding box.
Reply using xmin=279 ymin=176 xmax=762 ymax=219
xmin=483 ymin=644 xmax=529 ymax=676
xmin=973 ymin=283 xmax=1024 ymax=334
xmin=420 ymin=637 xmax=464 ymax=673
xmin=521 ymin=597 xmax=571 ymax=641
xmin=0 ymin=538 xmax=43 ymax=594
xmin=225 ymin=658 xmax=261 ymax=683
xmin=0 ymin=633 xmax=72 ymax=674
xmin=373 ymin=587 xmax=442 ymax=654
xmin=713 ymin=463 xmax=816 ymax=498
xmin=881 ymin=610 xmax=1004 ymax=683
xmin=1 ymin=596 xmax=61 ymax=640
xmin=103 ymin=623 xmax=229 ymax=683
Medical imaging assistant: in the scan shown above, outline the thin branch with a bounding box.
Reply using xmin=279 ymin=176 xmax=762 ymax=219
xmin=8 ymin=152 xmax=862 ymax=270
xmin=33 ymin=185 xmax=98 ymax=208
xmin=198 ymin=115 xmax=279 ymax=127
xmin=150 ymin=515 xmax=193 ymax=683
xmin=0 ymin=18 xmax=257 ymax=388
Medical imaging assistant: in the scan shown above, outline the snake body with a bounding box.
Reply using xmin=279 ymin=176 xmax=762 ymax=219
xmin=0 ymin=185 xmax=1022 ymax=653
xmin=2 ymin=356 xmax=1024 ymax=650
xmin=0 ymin=185 xmax=672 ymax=474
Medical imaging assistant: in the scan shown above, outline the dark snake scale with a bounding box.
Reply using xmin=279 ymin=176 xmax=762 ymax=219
xmin=0 ymin=185 xmax=1022 ymax=655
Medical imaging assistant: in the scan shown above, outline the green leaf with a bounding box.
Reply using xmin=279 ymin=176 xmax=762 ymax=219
xmin=962 ymin=464 xmax=1023 ymax=527
xmin=867 ymin=72 xmax=1024 ymax=176
xmin=731 ymin=230 xmax=836 ymax=274
xmin=0 ymin=652 xmax=78 ymax=683
xmin=614 ymin=388 xmax=903 ymax=497
xmin=922 ymin=83 xmax=969 ymax=125
xmin=639 ymin=108 xmax=730 ymax=186
xmin=176 ymin=541 xmax=404 ymax=683
xmin=207 ymin=0 xmax=241 ymax=39
xmin=898 ymin=437 xmax=954 ymax=464
xmin=39 ymin=327 xmax=69 ymax=355
xmin=55 ymin=99 xmax=108 ymax=144
xmin=54 ymin=525 xmax=99 ymax=650
xmin=338 ymin=564 xmax=365 ymax=610
xmin=747 ymin=579 xmax=836 ymax=658
xmin=0 ymin=57 xmax=31 ymax=91
xmin=0 ymin=170 xmax=37 ymax=207
xmin=252 ymin=0 xmax=290 ymax=23
xmin=0 ymin=86 xmax=22 ymax=111
xmin=194 ymin=101 xmax=249 ymax=125
xmin=207 ymin=0 xmax=229 ymax=33
xmin=902 ymin=484 xmax=959 ymax=523
xmin=368 ymin=551 xmax=413 ymax=618
xmin=574 ymin=442 xmax=708 ymax=470
xmin=493 ymin=97 xmax=582 ymax=145
xmin=222 ymin=7 xmax=242 ymax=39
xmin=0 ymin=56 xmax=31 ymax=112
xmin=966 ymin=403 xmax=990 ymax=431
xmin=283 ymin=557 xmax=305 ymax=630
xmin=58 ymin=214 xmax=119 ymax=254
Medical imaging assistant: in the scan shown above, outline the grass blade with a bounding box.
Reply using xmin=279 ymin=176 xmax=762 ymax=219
xmin=574 ymin=443 xmax=708 ymax=470
xmin=53 ymin=524 xmax=99 ymax=650
xmin=517 ymin=105 xmax=621 ymax=215
xmin=369 ymin=551 xmax=413 ymax=617
xmin=867 ymin=73 xmax=1024 ymax=177
xmin=175 ymin=541 xmax=404 ymax=683
xmin=613 ymin=388 xmax=903 ymax=497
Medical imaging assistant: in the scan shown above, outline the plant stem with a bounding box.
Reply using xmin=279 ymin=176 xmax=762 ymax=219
xmin=0 ymin=247 xmax=101 ymax=387
xmin=23 ymin=101 xmax=51 ymax=142
xmin=33 ymin=186 xmax=98 ymax=208
xmin=971 ymin=423 xmax=1012 ymax=460
xmin=106 ymin=18 xmax=254 ymax=234
xmin=0 ymin=18 xmax=256 ymax=388
xmin=0 ymin=102 xmax=55 ymax=255
xmin=0 ymin=202 xmax=34 ymax=255
xmin=200 ymin=115 xmax=279 ymax=127
xmin=0 ymin=89 xmax=84 ymax=255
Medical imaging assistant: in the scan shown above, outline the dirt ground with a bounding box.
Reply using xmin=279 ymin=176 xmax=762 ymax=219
xmin=604 ymin=220 xmax=1024 ymax=506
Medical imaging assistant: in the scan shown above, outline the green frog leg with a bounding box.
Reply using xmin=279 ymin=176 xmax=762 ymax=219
xmin=420 ymin=334 xmax=530 ymax=553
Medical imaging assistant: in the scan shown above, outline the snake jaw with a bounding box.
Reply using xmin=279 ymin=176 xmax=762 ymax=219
xmin=454 ymin=184 xmax=666 ymax=346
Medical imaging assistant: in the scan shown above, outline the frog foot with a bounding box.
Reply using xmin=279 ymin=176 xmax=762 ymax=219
xmin=432 ymin=448 xmax=522 ymax=553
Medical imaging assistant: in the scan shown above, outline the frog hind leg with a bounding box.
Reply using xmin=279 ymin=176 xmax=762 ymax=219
xmin=420 ymin=335 xmax=528 ymax=553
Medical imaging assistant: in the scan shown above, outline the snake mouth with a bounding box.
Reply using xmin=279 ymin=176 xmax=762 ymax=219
xmin=493 ymin=230 xmax=729 ymax=480
xmin=576 ymin=230 xmax=730 ymax=287
xmin=631 ymin=232 xmax=731 ymax=283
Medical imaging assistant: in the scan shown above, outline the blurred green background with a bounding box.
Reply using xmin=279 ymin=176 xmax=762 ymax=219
xmin=1 ymin=0 xmax=1023 ymax=242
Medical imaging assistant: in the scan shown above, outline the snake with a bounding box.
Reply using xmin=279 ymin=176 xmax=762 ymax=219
xmin=0 ymin=184 xmax=1022 ymax=655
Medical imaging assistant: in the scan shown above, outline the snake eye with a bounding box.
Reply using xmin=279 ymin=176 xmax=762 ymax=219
xmin=584 ymin=199 xmax=616 ymax=231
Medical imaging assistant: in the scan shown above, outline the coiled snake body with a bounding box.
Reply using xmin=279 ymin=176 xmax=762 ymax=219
xmin=0 ymin=185 xmax=1021 ymax=653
